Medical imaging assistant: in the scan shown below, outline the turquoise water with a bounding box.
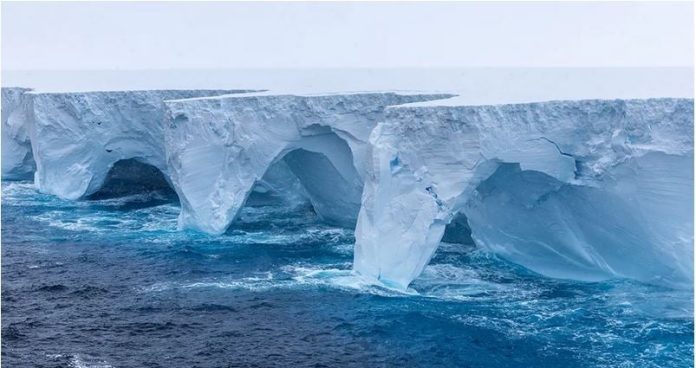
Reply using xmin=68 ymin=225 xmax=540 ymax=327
xmin=2 ymin=181 xmax=693 ymax=367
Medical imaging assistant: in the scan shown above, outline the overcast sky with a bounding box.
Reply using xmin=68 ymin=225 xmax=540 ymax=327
xmin=2 ymin=1 xmax=693 ymax=70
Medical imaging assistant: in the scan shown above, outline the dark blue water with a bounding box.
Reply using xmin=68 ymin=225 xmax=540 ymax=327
xmin=2 ymin=181 xmax=693 ymax=367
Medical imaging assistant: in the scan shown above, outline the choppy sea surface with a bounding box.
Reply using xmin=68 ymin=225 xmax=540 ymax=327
xmin=2 ymin=181 xmax=693 ymax=367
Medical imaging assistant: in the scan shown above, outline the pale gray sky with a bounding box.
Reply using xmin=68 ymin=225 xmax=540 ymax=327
xmin=2 ymin=1 xmax=693 ymax=70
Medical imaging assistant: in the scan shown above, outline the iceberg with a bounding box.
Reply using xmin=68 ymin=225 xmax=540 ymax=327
xmin=163 ymin=92 xmax=454 ymax=234
xmin=24 ymin=89 xmax=252 ymax=199
xmin=2 ymin=87 xmax=34 ymax=180
xmin=6 ymin=85 xmax=692 ymax=290
xmin=354 ymin=98 xmax=693 ymax=289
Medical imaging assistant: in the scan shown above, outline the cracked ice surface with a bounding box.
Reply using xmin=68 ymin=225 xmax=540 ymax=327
xmin=354 ymin=98 xmax=694 ymax=289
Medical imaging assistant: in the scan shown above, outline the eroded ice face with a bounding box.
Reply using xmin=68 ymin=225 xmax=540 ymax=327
xmin=354 ymin=98 xmax=693 ymax=289
xmin=7 ymin=86 xmax=693 ymax=290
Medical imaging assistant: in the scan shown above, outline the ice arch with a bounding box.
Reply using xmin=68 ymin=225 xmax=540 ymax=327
xmin=25 ymin=89 xmax=251 ymax=199
xmin=354 ymin=98 xmax=694 ymax=289
xmin=215 ymin=130 xmax=363 ymax=230
xmin=164 ymin=92 xmax=453 ymax=234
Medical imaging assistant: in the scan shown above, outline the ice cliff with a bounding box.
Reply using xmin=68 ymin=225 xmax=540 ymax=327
xmin=2 ymin=87 xmax=34 ymax=180
xmin=3 ymin=86 xmax=692 ymax=290
xmin=22 ymin=90 xmax=252 ymax=199
xmin=164 ymin=92 xmax=454 ymax=234
xmin=354 ymin=98 xmax=693 ymax=289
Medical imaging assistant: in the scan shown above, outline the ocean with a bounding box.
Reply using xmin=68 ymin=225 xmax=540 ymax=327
xmin=1 ymin=181 xmax=693 ymax=367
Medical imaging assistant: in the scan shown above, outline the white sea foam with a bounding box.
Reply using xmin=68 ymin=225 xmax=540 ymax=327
xmin=67 ymin=354 xmax=113 ymax=368
xmin=139 ymin=261 xmax=527 ymax=301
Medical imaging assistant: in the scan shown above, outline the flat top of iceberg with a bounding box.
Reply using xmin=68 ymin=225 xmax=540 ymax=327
xmin=163 ymin=89 xmax=450 ymax=103
xmin=391 ymin=96 xmax=694 ymax=109
xmin=21 ymin=88 xmax=260 ymax=96
xmin=3 ymin=67 xmax=692 ymax=105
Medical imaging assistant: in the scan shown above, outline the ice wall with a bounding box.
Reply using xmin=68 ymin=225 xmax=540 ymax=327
xmin=25 ymin=90 xmax=251 ymax=199
xmin=2 ymin=87 xmax=34 ymax=180
xmin=5 ymin=85 xmax=691 ymax=290
xmin=354 ymin=98 xmax=694 ymax=289
xmin=164 ymin=92 xmax=454 ymax=234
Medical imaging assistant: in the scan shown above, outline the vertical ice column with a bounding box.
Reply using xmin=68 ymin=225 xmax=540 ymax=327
xmin=353 ymin=117 xmax=485 ymax=288
xmin=353 ymin=153 xmax=450 ymax=288
xmin=1 ymin=87 xmax=34 ymax=180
